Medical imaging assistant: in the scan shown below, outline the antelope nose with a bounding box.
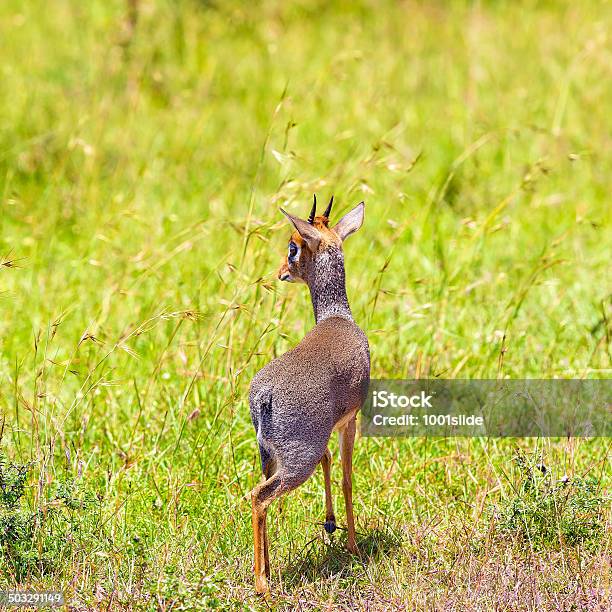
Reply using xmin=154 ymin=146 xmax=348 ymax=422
xmin=279 ymin=271 xmax=291 ymax=282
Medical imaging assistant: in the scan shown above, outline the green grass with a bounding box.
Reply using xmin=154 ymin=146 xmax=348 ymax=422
xmin=0 ymin=0 xmax=610 ymax=608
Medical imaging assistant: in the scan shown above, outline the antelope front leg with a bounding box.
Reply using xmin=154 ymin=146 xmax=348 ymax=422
xmin=339 ymin=416 xmax=359 ymax=555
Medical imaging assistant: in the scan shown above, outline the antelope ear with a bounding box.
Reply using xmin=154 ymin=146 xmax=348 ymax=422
xmin=279 ymin=209 xmax=321 ymax=252
xmin=333 ymin=202 xmax=365 ymax=242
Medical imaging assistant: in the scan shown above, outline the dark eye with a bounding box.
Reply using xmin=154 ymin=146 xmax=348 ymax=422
xmin=288 ymin=242 xmax=298 ymax=260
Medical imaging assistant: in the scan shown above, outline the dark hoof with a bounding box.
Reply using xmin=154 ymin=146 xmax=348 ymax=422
xmin=324 ymin=519 xmax=337 ymax=534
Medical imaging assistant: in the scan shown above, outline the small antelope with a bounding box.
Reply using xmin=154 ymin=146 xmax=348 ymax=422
xmin=249 ymin=196 xmax=370 ymax=594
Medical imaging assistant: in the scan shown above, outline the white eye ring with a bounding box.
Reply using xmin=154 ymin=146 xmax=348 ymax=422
xmin=288 ymin=242 xmax=300 ymax=263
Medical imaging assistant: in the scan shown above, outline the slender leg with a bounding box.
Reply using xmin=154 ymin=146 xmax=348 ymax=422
xmin=251 ymin=494 xmax=268 ymax=594
xmin=320 ymin=447 xmax=336 ymax=533
xmin=262 ymin=464 xmax=274 ymax=579
xmin=250 ymin=457 xmax=318 ymax=594
xmin=253 ymin=497 xmax=268 ymax=593
xmin=339 ymin=417 xmax=359 ymax=554
xmin=251 ymin=474 xmax=282 ymax=594
xmin=262 ymin=507 xmax=270 ymax=579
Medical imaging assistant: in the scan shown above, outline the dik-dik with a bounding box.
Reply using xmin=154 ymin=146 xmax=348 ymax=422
xmin=249 ymin=196 xmax=370 ymax=594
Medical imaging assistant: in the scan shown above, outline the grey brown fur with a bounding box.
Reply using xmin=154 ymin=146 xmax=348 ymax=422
xmin=249 ymin=200 xmax=370 ymax=594
xmin=250 ymin=314 xmax=369 ymax=485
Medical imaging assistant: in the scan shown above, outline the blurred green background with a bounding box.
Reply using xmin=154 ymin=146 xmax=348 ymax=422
xmin=0 ymin=1 xmax=610 ymax=608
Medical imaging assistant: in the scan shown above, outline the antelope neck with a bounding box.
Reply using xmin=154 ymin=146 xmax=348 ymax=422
xmin=307 ymin=246 xmax=353 ymax=323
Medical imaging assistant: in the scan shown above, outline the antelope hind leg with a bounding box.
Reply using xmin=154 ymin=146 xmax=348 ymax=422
xmin=320 ymin=447 xmax=336 ymax=533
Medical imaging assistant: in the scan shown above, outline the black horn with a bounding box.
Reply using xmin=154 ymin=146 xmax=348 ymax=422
xmin=323 ymin=195 xmax=334 ymax=219
xmin=308 ymin=194 xmax=317 ymax=224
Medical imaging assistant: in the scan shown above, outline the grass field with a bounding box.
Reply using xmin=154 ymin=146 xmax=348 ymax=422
xmin=0 ymin=0 xmax=610 ymax=609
